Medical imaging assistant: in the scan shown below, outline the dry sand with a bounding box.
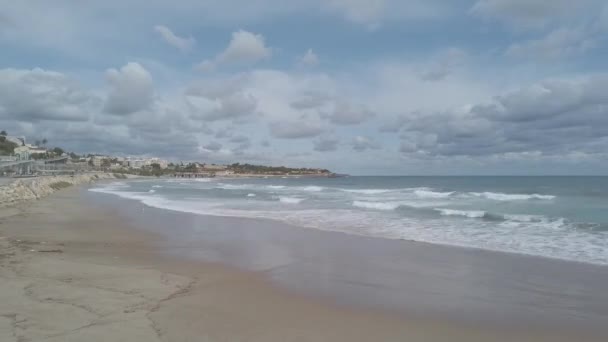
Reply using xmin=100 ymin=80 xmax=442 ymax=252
xmin=0 ymin=186 xmax=605 ymax=341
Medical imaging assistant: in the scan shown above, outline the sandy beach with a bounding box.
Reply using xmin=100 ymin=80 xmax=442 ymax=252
xmin=1 ymin=184 xmax=607 ymax=341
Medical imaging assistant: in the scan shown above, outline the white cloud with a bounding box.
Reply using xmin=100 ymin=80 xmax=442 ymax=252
xmin=104 ymin=62 xmax=155 ymax=115
xmin=154 ymin=25 xmax=195 ymax=52
xmin=197 ymin=30 xmax=271 ymax=71
xmin=299 ymin=49 xmax=319 ymax=66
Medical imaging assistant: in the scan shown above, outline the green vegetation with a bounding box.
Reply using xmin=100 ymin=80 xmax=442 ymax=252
xmin=112 ymin=173 xmax=127 ymax=179
xmin=228 ymin=163 xmax=330 ymax=175
xmin=49 ymin=181 xmax=72 ymax=190
xmin=0 ymin=136 xmax=17 ymax=155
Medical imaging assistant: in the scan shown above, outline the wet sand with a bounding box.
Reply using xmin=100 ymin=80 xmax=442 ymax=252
xmin=1 ymin=186 xmax=607 ymax=341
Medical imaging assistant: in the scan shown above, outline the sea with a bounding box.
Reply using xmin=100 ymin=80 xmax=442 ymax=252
xmin=90 ymin=176 xmax=608 ymax=266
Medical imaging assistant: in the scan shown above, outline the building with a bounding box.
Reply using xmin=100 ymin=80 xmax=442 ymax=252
xmin=147 ymin=158 xmax=168 ymax=169
xmin=91 ymin=156 xmax=108 ymax=167
xmin=127 ymin=159 xmax=145 ymax=169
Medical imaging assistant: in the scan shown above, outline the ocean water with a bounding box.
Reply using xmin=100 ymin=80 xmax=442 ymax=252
xmin=90 ymin=176 xmax=608 ymax=265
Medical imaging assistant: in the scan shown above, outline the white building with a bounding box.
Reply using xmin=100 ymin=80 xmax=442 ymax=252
xmin=91 ymin=156 xmax=109 ymax=167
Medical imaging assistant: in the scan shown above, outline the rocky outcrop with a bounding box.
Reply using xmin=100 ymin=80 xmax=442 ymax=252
xmin=0 ymin=173 xmax=118 ymax=208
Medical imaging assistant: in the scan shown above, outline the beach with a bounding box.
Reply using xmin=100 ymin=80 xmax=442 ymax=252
xmin=1 ymin=183 xmax=607 ymax=341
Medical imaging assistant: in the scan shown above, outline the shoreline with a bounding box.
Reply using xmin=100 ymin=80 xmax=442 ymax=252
xmin=1 ymin=185 xmax=607 ymax=340
xmin=92 ymin=178 xmax=607 ymax=268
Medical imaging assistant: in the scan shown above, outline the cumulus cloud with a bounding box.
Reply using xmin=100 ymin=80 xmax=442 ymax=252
xmin=104 ymin=62 xmax=155 ymax=115
xmin=186 ymin=77 xmax=258 ymax=122
xmin=154 ymin=25 xmax=195 ymax=52
xmin=299 ymin=49 xmax=319 ymax=66
xmin=270 ymin=121 xmax=325 ymax=139
xmin=197 ymin=30 xmax=271 ymax=71
xmin=352 ymin=136 xmax=381 ymax=152
xmin=0 ymin=68 xmax=97 ymax=122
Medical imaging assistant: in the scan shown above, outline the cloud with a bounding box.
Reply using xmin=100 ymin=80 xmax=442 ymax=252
xmin=506 ymin=27 xmax=597 ymax=60
xmin=186 ymin=77 xmax=258 ymax=122
xmin=290 ymin=91 xmax=333 ymax=110
xmin=326 ymin=102 xmax=375 ymax=125
xmin=352 ymin=136 xmax=381 ymax=152
xmin=197 ymin=30 xmax=271 ymax=71
xmin=154 ymin=25 xmax=195 ymax=52
xmin=104 ymin=62 xmax=154 ymax=115
xmin=270 ymin=121 xmax=325 ymax=139
xmin=470 ymin=0 xmax=593 ymax=29
xmin=393 ymin=74 xmax=608 ymax=158
xmin=188 ymin=92 xmax=258 ymax=122
xmin=420 ymin=48 xmax=468 ymax=82
xmin=313 ymin=137 xmax=339 ymax=152
xmin=299 ymin=49 xmax=319 ymax=66
xmin=202 ymin=141 xmax=222 ymax=152
xmin=0 ymin=68 xmax=96 ymax=122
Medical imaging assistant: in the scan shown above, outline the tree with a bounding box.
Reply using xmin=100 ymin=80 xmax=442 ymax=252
xmin=52 ymin=147 xmax=65 ymax=156
xmin=35 ymin=140 xmax=41 ymax=146
xmin=42 ymin=138 xmax=48 ymax=146
xmin=0 ymin=130 xmax=6 ymax=136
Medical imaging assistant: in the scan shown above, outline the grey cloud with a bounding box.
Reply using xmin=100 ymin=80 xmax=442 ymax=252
xmin=290 ymin=91 xmax=332 ymax=110
xmin=202 ymin=141 xmax=223 ymax=152
xmin=420 ymin=48 xmax=468 ymax=82
xmin=229 ymin=135 xmax=250 ymax=144
xmin=352 ymin=136 xmax=381 ymax=152
xmin=187 ymin=78 xmax=258 ymax=122
xmin=326 ymin=102 xmax=375 ymax=125
xmin=0 ymin=68 xmax=97 ymax=122
xmin=313 ymin=137 xmax=339 ymax=152
xmin=470 ymin=0 xmax=596 ymax=29
xmin=269 ymin=121 xmax=325 ymax=139
xmin=506 ymin=27 xmax=597 ymax=60
xmin=397 ymin=74 xmax=608 ymax=157
xmin=104 ymin=62 xmax=155 ymax=115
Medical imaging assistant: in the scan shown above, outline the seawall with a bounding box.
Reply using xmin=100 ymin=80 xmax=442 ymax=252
xmin=0 ymin=173 xmax=121 ymax=208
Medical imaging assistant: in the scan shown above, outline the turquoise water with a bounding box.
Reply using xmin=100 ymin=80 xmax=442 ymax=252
xmin=91 ymin=176 xmax=608 ymax=265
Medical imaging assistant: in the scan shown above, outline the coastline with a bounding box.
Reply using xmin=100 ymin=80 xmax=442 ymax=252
xmin=1 ymin=184 xmax=607 ymax=341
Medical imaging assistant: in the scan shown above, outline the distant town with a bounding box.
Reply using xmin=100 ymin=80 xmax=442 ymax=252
xmin=0 ymin=132 xmax=335 ymax=178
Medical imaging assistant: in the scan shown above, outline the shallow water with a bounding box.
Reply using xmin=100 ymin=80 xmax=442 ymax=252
xmin=90 ymin=176 xmax=608 ymax=265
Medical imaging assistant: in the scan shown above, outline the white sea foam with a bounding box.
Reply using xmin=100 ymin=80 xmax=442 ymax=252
xmin=247 ymin=193 xmax=256 ymax=197
xmin=297 ymin=186 xmax=324 ymax=192
xmin=471 ymin=192 xmax=555 ymax=201
xmin=268 ymin=185 xmax=287 ymax=190
xmin=342 ymin=189 xmax=393 ymax=194
xmin=414 ymin=190 xmax=454 ymax=199
xmin=152 ymin=185 xmax=163 ymax=188
xmin=353 ymin=201 xmax=401 ymax=211
xmin=436 ymin=208 xmax=486 ymax=218
xmin=279 ymin=196 xmax=304 ymax=204
xmin=148 ymin=189 xmax=156 ymax=193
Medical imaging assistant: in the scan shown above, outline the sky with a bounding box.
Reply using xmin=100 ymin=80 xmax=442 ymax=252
xmin=1 ymin=0 xmax=608 ymax=175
